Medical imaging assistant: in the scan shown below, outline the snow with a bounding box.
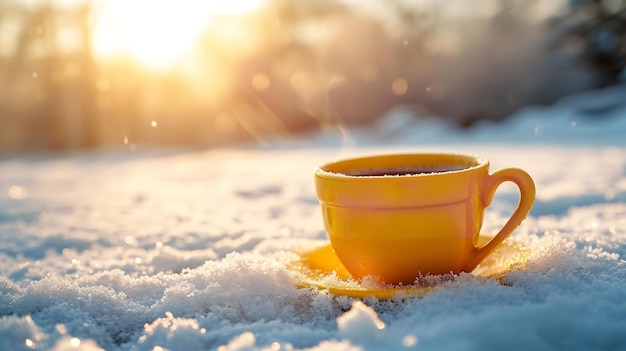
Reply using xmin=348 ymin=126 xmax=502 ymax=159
xmin=1 ymin=84 xmax=626 ymax=350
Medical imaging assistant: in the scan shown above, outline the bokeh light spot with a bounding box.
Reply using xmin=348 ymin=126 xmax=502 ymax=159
xmin=8 ymin=185 xmax=27 ymax=200
xmin=403 ymin=334 xmax=418 ymax=347
xmin=70 ymin=337 xmax=81 ymax=348
xmin=392 ymin=78 xmax=408 ymax=96
xmin=125 ymin=235 xmax=138 ymax=246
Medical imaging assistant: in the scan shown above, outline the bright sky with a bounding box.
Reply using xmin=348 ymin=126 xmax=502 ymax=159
xmin=91 ymin=0 xmax=264 ymax=69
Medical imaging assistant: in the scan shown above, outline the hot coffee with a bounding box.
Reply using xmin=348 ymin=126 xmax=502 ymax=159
xmin=344 ymin=165 xmax=468 ymax=177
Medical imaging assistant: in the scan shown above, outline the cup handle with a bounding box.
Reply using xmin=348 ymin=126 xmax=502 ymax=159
xmin=464 ymin=168 xmax=536 ymax=272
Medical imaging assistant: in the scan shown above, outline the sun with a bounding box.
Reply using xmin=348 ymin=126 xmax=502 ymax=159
xmin=92 ymin=0 xmax=264 ymax=69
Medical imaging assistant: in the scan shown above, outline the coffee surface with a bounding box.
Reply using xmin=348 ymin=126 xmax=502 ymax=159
xmin=344 ymin=165 xmax=467 ymax=177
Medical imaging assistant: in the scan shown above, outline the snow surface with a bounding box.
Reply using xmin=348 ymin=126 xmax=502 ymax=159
xmin=1 ymin=84 xmax=626 ymax=350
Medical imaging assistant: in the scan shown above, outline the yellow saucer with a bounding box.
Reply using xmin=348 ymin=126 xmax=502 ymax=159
xmin=290 ymin=235 xmax=529 ymax=299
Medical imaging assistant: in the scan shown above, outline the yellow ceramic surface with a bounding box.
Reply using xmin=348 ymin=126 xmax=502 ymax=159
xmin=314 ymin=153 xmax=535 ymax=285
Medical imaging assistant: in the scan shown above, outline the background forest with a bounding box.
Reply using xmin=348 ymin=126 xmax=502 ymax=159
xmin=0 ymin=0 xmax=624 ymax=152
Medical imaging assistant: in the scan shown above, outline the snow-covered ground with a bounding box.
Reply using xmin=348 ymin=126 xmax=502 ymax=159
xmin=1 ymin=84 xmax=626 ymax=350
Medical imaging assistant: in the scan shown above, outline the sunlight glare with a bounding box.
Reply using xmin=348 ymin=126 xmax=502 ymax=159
xmin=92 ymin=0 xmax=264 ymax=69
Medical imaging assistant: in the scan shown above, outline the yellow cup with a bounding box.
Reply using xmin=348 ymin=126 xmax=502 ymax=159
xmin=314 ymin=153 xmax=535 ymax=285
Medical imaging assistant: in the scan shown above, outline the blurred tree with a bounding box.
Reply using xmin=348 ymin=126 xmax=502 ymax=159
xmin=553 ymin=0 xmax=625 ymax=85
xmin=75 ymin=3 xmax=99 ymax=149
xmin=0 ymin=1 xmax=99 ymax=150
